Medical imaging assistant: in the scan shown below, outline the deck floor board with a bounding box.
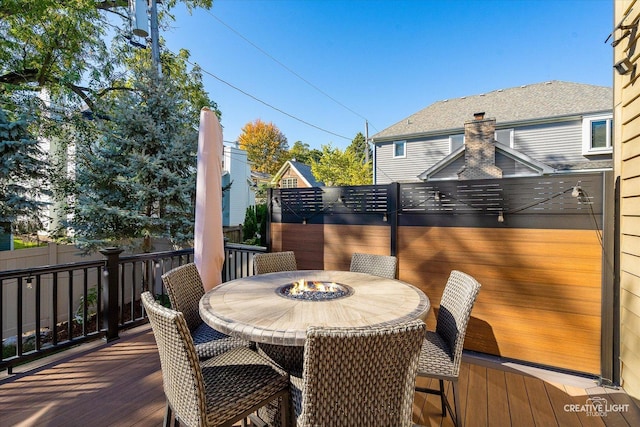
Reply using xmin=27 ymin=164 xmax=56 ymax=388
xmin=1 ymin=324 xmax=638 ymax=427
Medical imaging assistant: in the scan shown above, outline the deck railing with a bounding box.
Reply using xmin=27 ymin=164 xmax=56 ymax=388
xmin=0 ymin=243 xmax=266 ymax=373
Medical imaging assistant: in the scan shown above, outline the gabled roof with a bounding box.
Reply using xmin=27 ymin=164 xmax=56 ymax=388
xmin=271 ymin=160 xmax=324 ymax=187
xmin=418 ymin=142 xmax=555 ymax=181
xmin=372 ymin=81 xmax=612 ymax=141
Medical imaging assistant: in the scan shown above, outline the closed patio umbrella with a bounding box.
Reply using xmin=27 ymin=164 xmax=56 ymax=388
xmin=194 ymin=107 xmax=225 ymax=291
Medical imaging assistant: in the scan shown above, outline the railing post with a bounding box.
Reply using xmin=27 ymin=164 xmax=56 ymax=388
xmin=100 ymin=247 xmax=123 ymax=342
xmin=388 ymin=182 xmax=400 ymax=257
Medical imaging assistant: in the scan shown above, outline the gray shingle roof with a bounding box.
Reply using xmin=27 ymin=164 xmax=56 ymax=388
xmin=290 ymin=160 xmax=323 ymax=186
xmin=372 ymin=81 xmax=612 ymax=141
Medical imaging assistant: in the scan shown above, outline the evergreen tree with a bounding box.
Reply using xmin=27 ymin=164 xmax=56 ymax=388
xmin=66 ymin=68 xmax=198 ymax=252
xmin=0 ymin=107 xmax=50 ymax=235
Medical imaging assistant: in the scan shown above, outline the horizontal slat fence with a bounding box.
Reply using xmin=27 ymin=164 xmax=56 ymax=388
xmin=269 ymin=172 xmax=609 ymax=375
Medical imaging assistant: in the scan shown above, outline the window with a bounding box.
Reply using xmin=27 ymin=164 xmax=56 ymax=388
xmin=583 ymin=115 xmax=612 ymax=154
xmin=393 ymin=141 xmax=406 ymax=158
xmin=495 ymin=129 xmax=514 ymax=147
xmin=449 ymin=134 xmax=464 ymax=152
xmin=281 ymin=178 xmax=297 ymax=188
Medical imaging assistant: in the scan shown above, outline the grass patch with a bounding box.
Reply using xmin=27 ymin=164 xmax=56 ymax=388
xmin=13 ymin=239 xmax=47 ymax=249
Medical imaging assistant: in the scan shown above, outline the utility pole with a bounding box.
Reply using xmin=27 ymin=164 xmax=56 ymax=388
xmin=365 ymin=120 xmax=369 ymax=163
xmin=149 ymin=0 xmax=162 ymax=76
xmin=129 ymin=0 xmax=161 ymax=74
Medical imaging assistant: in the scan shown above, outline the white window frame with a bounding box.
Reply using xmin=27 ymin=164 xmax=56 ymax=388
xmin=393 ymin=140 xmax=406 ymax=158
xmin=449 ymin=134 xmax=464 ymax=153
xmin=495 ymin=128 xmax=514 ymax=148
xmin=281 ymin=178 xmax=297 ymax=188
xmin=582 ymin=114 xmax=613 ymax=155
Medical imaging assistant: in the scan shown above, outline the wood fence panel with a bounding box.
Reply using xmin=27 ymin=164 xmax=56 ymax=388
xmin=270 ymin=223 xmax=324 ymax=270
xmin=398 ymin=226 xmax=602 ymax=374
xmin=268 ymin=173 xmax=606 ymax=375
xmin=322 ymin=225 xmax=390 ymax=271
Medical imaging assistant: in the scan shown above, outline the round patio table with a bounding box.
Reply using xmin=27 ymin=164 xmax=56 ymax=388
xmin=199 ymin=269 xmax=430 ymax=347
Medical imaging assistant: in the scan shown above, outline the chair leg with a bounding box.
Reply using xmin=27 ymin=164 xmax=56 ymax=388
xmin=439 ymin=379 xmax=446 ymax=416
xmin=280 ymin=392 xmax=291 ymax=427
xmin=451 ymin=379 xmax=461 ymax=427
xmin=163 ymin=401 xmax=173 ymax=427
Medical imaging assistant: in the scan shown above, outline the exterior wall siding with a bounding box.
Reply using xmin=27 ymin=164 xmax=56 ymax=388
xmin=615 ymin=0 xmax=640 ymax=400
xmin=512 ymin=120 xmax=585 ymax=166
xmin=376 ymin=119 xmax=595 ymax=184
xmin=376 ymin=136 xmax=450 ymax=183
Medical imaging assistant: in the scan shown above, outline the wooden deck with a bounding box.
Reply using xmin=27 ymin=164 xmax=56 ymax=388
xmin=1 ymin=324 xmax=638 ymax=427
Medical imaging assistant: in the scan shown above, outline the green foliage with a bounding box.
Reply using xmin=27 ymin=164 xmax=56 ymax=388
xmin=242 ymin=204 xmax=267 ymax=246
xmin=243 ymin=205 xmax=258 ymax=244
xmin=347 ymin=132 xmax=372 ymax=164
xmin=2 ymin=0 xmax=217 ymax=245
xmin=74 ymin=286 xmax=98 ymax=325
xmin=288 ymin=141 xmax=322 ymax=164
xmin=238 ymin=119 xmax=289 ymax=176
xmin=64 ymin=68 xmax=200 ymax=252
xmin=311 ymin=143 xmax=373 ymax=186
xmin=0 ymin=107 xmax=50 ymax=234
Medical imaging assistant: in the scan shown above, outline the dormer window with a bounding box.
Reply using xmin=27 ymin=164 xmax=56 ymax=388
xmin=583 ymin=114 xmax=612 ymax=154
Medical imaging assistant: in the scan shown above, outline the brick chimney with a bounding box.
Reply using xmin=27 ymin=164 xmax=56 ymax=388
xmin=457 ymin=112 xmax=503 ymax=180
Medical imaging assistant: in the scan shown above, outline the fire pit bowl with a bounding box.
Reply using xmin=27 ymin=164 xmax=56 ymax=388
xmin=276 ymin=279 xmax=354 ymax=301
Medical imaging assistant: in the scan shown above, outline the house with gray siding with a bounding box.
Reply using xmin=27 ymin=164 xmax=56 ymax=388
xmin=371 ymin=81 xmax=613 ymax=183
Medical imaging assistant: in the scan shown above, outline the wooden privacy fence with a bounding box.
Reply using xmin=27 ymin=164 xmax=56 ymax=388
xmin=268 ymin=172 xmax=613 ymax=378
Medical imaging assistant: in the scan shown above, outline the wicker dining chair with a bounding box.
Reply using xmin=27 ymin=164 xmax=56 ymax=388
xmin=291 ymin=319 xmax=426 ymax=427
xmin=414 ymin=270 xmax=481 ymax=427
xmin=161 ymin=263 xmax=250 ymax=359
xmin=349 ymin=252 xmax=398 ymax=279
xmin=141 ymin=292 xmax=290 ymax=427
xmin=253 ymin=251 xmax=297 ymax=274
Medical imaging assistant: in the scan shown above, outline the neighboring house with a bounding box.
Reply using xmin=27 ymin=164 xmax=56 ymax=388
xmin=371 ymin=81 xmax=613 ymax=184
xmin=614 ymin=0 xmax=640 ymax=401
xmin=271 ymin=159 xmax=324 ymax=188
xmin=222 ymin=144 xmax=255 ymax=227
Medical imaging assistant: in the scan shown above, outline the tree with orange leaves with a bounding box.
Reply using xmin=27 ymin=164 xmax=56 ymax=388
xmin=238 ymin=119 xmax=289 ymax=176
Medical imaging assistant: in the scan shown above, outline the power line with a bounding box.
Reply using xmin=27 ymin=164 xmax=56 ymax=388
xmin=205 ymin=10 xmax=378 ymax=132
xmin=180 ymin=55 xmax=352 ymax=141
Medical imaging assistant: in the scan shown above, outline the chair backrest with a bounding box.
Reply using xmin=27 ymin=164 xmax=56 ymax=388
xmin=141 ymin=292 xmax=206 ymax=427
xmin=300 ymin=319 xmax=425 ymax=427
xmin=161 ymin=263 xmax=204 ymax=332
xmin=349 ymin=252 xmax=398 ymax=279
xmin=435 ymin=270 xmax=482 ymax=373
xmin=253 ymin=251 xmax=297 ymax=274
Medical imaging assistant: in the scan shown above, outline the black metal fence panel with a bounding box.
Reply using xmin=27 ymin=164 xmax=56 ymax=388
xmin=271 ymin=173 xmax=605 ymax=230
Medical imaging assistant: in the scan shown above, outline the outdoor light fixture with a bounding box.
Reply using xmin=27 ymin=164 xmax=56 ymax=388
xmin=497 ymin=211 xmax=504 ymax=223
xmin=571 ymin=185 xmax=582 ymax=198
xmin=302 ymin=218 xmax=307 ymax=224
xmin=434 ymin=191 xmax=441 ymax=202
xmin=614 ymin=58 xmax=634 ymax=75
xmin=382 ymin=213 xmax=388 ymax=222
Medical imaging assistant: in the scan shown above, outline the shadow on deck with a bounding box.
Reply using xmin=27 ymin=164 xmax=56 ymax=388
xmin=0 ymin=324 xmax=638 ymax=427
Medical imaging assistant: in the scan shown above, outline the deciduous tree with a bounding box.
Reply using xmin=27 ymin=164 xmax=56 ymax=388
xmin=238 ymin=119 xmax=289 ymax=176
xmin=311 ymin=143 xmax=373 ymax=186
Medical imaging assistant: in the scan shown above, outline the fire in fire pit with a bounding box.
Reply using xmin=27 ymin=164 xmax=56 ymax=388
xmin=277 ymin=279 xmax=353 ymax=301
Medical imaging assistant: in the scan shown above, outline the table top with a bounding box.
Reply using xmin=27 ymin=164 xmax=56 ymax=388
xmin=199 ymin=270 xmax=431 ymax=346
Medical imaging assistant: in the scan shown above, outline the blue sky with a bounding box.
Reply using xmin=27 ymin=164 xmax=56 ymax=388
xmin=162 ymin=0 xmax=613 ymax=150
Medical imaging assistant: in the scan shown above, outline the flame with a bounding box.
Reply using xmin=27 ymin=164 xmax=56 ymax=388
xmin=290 ymin=279 xmax=339 ymax=294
